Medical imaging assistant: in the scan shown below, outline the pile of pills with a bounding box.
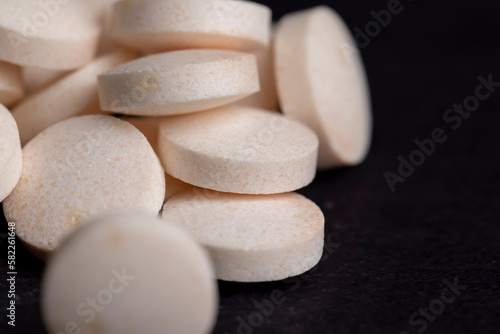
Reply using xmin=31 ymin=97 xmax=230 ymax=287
xmin=0 ymin=1 xmax=371 ymax=333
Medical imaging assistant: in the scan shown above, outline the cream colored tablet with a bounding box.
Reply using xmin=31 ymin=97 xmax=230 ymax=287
xmin=232 ymin=43 xmax=279 ymax=110
xmin=0 ymin=105 xmax=22 ymax=202
xmin=163 ymin=192 xmax=324 ymax=282
xmin=3 ymin=115 xmax=165 ymax=258
xmin=274 ymin=6 xmax=372 ymax=169
xmin=13 ymin=50 xmax=135 ymax=146
xmin=42 ymin=213 xmax=217 ymax=334
xmin=158 ymin=106 xmax=318 ymax=194
xmin=0 ymin=61 xmax=23 ymax=107
xmin=98 ymin=49 xmax=259 ymax=116
xmin=110 ymin=0 xmax=271 ymax=53
xmin=22 ymin=67 xmax=67 ymax=95
xmin=124 ymin=117 xmax=161 ymax=152
xmin=0 ymin=0 xmax=100 ymax=70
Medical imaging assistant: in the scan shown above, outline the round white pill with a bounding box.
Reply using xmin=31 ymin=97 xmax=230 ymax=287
xmin=0 ymin=104 xmax=22 ymax=202
xmin=13 ymin=50 xmax=136 ymax=146
xmin=42 ymin=213 xmax=217 ymax=334
xmin=0 ymin=0 xmax=100 ymax=70
xmin=274 ymin=6 xmax=372 ymax=169
xmin=0 ymin=61 xmax=23 ymax=107
xmin=110 ymin=0 xmax=271 ymax=53
xmin=163 ymin=192 xmax=325 ymax=282
xmin=3 ymin=115 xmax=165 ymax=258
xmin=158 ymin=106 xmax=318 ymax=194
xmin=98 ymin=49 xmax=259 ymax=116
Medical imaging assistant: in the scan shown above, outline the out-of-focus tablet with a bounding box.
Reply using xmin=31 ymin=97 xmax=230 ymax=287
xmin=232 ymin=42 xmax=279 ymax=110
xmin=0 ymin=61 xmax=23 ymax=107
xmin=22 ymin=67 xmax=67 ymax=95
xmin=0 ymin=0 xmax=100 ymax=70
xmin=158 ymin=106 xmax=318 ymax=194
xmin=124 ymin=117 xmax=161 ymax=152
xmin=274 ymin=6 xmax=372 ymax=169
xmin=163 ymin=192 xmax=324 ymax=282
xmin=3 ymin=115 xmax=165 ymax=259
xmin=42 ymin=213 xmax=217 ymax=334
xmin=13 ymin=50 xmax=135 ymax=146
xmin=0 ymin=104 xmax=22 ymax=202
xmin=110 ymin=0 xmax=271 ymax=53
xmin=98 ymin=49 xmax=259 ymax=116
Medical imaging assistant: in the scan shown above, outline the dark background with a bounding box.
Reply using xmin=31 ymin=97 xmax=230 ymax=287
xmin=1 ymin=0 xmax=499 ymax=333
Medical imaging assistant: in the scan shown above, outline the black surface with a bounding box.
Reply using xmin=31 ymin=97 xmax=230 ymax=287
xmin=1 ymin=0 xmax=500 ymax=333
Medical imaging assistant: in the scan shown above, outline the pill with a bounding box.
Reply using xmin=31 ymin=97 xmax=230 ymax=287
xmin=2 ymin=115 xmax=165 ymax=259
xmin=13 ymin=50 xmax=136 ymax=146
xmin=0 ymin=0 xmax=101 ymax=70
xmin=110 ymin=0 xmax=271 ymax=53
xmin=42 ymin=213 xmax=217 ymax=334
xmin=0 ymin=104 xmax=22 ymax=203
xmin=98 ymin=49 xmax=259 ymax=116
xmin=163 ymin=191 xmax=324 ymax=282
xmin=274 ymin=6 xmax=372 ymax=169
xmin=22 ymin=67 xmax=67 ymax=95
xmin=0 ymin=61 xmax=23 ymax=107
xmin=123 ymin=117 xmax=161 ymax=153
xmin=232 ymin=42 xmax=279 ymax=111
xmin=158 ymin=106 xmax=318 ymax=194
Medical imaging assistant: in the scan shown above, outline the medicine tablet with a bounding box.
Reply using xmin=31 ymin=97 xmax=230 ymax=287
xmin=3 ymin=115 xmax=165 ymax=258
xmin=110 ymin=0 xmax=271 ymax=53
xmin=232 ymin=43 xmax=279 ymax=110
xmin=98 ymin=49 xmax=259 ymax=116
xmin=0 ymin=61 xmax=23 ymax=107
xmin=158 ymin=106 xmax=318 ymax=194
xmin=274 ymin=6 xmax=372 ymax=169
xmin=0 ymin=104 xmax=22 ymax=202
xmin=124 ymin=117 xmax=161 ymax=153
xmin=42 ymin=213 xmax=217 ymax=334
xmin=13 ymin=50 xmax=136 ymax=146
xmin=163 ymin=192 xmax=325 ymax=282
xmin=22 ymin=67 xmax=67 ymax=95
xmin=0 ymin=0 xmax=100 ymax=70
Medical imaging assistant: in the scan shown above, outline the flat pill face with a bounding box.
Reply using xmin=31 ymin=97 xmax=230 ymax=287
xmin=13 ymin=50 xmax=136 ymax=146
xmin=98 ymin=49 xmax=259 ymax=116
xmin=42 ymin=213 xmax=217 ymax=334
xmin=0 ymin=0 xmax=100 ymax=70
xmin=158 ymin=106 xmax=319 ymax=194
xmin=163 ymin=192 xmax=325 ymax=282
xmin=0 ymin=104 xmax=22 ymax=202
xmin=0 ymin=61 xmax=23 ymax=107
xmin=275 ymin=6 xmax=372 ymax=169
xmin=2 ymin=115 xmax=165 ymax=258
xmin=110 ymin=0 xmax=271 ymax=52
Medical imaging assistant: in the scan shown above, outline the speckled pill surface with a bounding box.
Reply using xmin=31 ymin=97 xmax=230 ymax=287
xmin=0 ymin=0 xmax=100 ymax=70
xmin=13 ymin=50 xmax=136 ymax=146
xmin=98 ymin=49 xmax=259 ymax=116
xmin=2 ymin=115 xmax=165 ymax=259
xmin=110 ymin=0 xmax=271 ymax=53
xmin=163 ymin=192 xmax=325 ymax=282
xmin=0 ymin=61 xmax=23 ymax=107
xmin=158 ymin=106 xmax=319 ymax=194
xmin=0 ymin=104 xmax=22 ymax=202
xmin=275 ymin=6 xmax=372 ymax=169
xmin=42 ymin=213 xmax=217 ymax=334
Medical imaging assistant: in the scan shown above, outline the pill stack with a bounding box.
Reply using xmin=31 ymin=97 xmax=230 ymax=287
xmin=0 ymin=1 xmax=371 ymax=333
